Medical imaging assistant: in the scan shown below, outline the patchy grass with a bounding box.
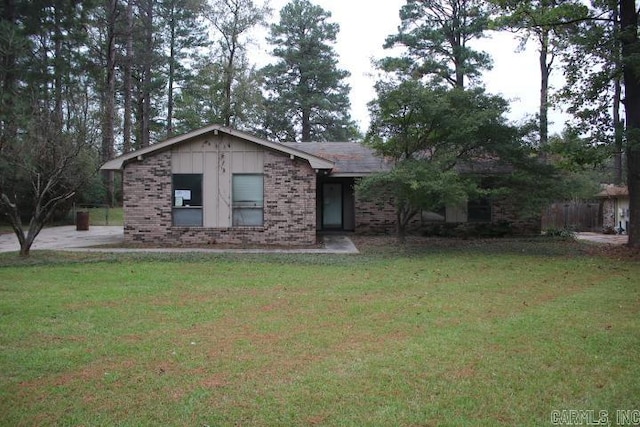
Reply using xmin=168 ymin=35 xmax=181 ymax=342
xmin=0 ymin=238 xmax=639 ymax=426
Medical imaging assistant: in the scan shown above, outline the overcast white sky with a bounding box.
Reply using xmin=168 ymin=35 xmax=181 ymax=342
xmin=252 ymin=0 xmax=566 ymax=134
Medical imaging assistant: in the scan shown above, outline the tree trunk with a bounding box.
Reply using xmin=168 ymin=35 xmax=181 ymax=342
xmin=166 ymin=5 xmax=175 ymax=137
xmin=539 ymin=27 xmax=551 ymax=149
xmin=301 ymin=108 xmax=311 ymax=142
xmin=620 ymin=0 xmax=640 ymax=247
xmin=223 ymin=45 xmax=236 ymax=127
xmin=18 ymin=223 xmax=39 ymax=257
xmin=141 ymin=0 xmax=153 ymax=147
xmin=2 ymin=179 xmax=74 ymax=257
xmin=613 ymin=75 xmax=624 ymax=185
xmin=454 ymin=27 xmax=464 ymax=88
xmin=396 ymin=203 xmax=419 ymax=244
xmin=612 ymin=5 xmax=624 ymax=185
xmin=101 ymin=0 xmax=118 ymax=206
xmin=53 ymin=2 xmax=64 ymax=131
xmin=123 ymin=0 xmax=133 ymax=153
xmin=396 ymin=207 xmax=407 ymax=244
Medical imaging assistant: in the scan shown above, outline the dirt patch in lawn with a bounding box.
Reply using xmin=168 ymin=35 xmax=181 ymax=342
xmin=581 ymin=243 xmax=640 ymax=261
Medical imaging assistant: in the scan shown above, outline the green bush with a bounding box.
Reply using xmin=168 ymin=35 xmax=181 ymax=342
xmin=543 ymin=227 xmax=576 ymax=240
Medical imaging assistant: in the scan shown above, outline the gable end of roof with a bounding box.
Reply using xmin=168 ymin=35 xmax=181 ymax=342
xmin=100 ymin=126 xmax=334 ymax=171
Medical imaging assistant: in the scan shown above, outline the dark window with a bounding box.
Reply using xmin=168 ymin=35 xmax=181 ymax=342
xmin=232 ymin=174 xmax=264 ymax=226
xmin=172 ymin=174 xmax=203 ymax=226
xmin=468 ymin=198 xmax=492 ymax=222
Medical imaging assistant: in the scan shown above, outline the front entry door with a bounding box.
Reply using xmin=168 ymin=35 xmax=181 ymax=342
xmin=322 ymin=183 xmax=343 ymax=229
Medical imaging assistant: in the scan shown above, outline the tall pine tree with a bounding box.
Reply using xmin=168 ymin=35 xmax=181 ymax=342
xmin=158 ymin=0 xmax=208 ymax=138
xmin=261 ymin=0 xmax=358 ymax=142
xmin=383 ymin=0 xmax=493 ymax=89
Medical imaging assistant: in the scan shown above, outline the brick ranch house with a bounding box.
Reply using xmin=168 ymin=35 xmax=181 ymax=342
xmin=101 ymin=125 xmax=538 ymax=246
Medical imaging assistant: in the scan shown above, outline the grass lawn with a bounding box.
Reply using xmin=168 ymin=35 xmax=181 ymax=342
xmin=0 ymin=237 xmax=638 ymax=426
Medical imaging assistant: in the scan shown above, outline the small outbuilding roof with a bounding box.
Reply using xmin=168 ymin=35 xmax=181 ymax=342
xmin=281 ymin=142 xmax=392 ymax=177
xmin=597 ymin=184 xmax=629 ymax=198
xmin=100 ymin=125 xmax=335 ymax=171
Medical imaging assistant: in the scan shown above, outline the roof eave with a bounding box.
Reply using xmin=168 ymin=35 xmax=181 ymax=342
xmin=99 ymin=125 xmax=335 ymax=171
xmin=328 ymin=172 xmax=379 ymax=178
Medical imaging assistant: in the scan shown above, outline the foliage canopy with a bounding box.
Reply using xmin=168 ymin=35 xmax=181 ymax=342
xmin=359 ymin=76 xmax=568 ymax=240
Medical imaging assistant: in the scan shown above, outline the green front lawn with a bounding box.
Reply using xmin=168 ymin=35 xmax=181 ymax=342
xmin=0 ymin=238 xmax=638 ymax=426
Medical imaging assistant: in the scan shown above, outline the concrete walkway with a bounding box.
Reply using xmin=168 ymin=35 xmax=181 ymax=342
xmin=0 ymin=226 xmax=124 ymax=253
xmin=0 ymin=226 xmax=359 ymax=254
xmin=1 ymin=227 xmax=625 ymax=254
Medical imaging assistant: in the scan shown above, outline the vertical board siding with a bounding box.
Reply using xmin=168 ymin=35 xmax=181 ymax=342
xmin=124 ymin=131 xmax=317 ymax=246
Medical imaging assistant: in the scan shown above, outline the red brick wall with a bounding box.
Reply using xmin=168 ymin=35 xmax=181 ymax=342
xmin=123 ymin=151 xmax=173 ymax=243
xmin=354 ymin=194 xmax=540 ymax=236
xmin=355 ymin=195 xmax=423 ymax=234
xmin=491 ymin=197 xmax=541 ymax=235
xmin=355 ymin=196 xmax=396 ymax=234
xmin=602 ymin=199 xmax=615 ymax=230
xmin=122 ymin=150 xmax=317 ymax=246
xmin=262 ymin=151 xmax=317 ymax=244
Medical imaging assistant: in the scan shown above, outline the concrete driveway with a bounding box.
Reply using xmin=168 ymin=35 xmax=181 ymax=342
xmin=2 ymin=227 xmax=624 ymax=254
xmin=575 ymin=232 xmax=628 ymax=245
xmin=0 ymin=226 xmax=124 ymax=253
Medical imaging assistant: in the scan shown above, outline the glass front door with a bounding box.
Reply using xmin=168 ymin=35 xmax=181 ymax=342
xmin=322 ymin=183 xmax=343 ymax=229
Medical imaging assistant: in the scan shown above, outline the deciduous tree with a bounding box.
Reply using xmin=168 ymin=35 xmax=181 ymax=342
xmin=491 ymin=0 xmax=587 ymax=147
xmin=360 ymin=80 xmax=518 ymax=241
xmin=556 ymin=1 xmax=625 ymax=182
xmin=357 ymin=160 xmax=469 ymax=242
xmin=361 ymin=77 xmax=564 ymax=241
xmin=548 ymin=0 xmax=640 ymax=246
xmin=366 ymin=80 xmax=517 ymax=164
xmin=1 ymin=0 xmax=101 ymax=255
xmin=173 ymin=56 xmax=265 ymax=132
xmin=0 ymin=103 xmax=97 ymax=257
xmin=208 ymin=0 xmax=269 ymax=127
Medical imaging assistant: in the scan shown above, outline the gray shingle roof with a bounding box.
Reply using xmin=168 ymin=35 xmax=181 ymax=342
xmin=281 ymin=142 xmax=392 ymax=176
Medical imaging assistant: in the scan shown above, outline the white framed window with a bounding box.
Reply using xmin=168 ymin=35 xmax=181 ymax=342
xmin=232 ymin=174 xmax=264 ymax=226
xmin=172 ymin=174 xmax=203 ymax=226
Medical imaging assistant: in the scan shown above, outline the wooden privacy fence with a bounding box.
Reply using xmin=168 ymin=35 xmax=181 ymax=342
xmin=541 ymin=201 xmax=602 ymax=232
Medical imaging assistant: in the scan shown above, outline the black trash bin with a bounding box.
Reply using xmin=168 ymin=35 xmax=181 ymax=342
xmin=76 ymin=211 xmax=90 ymax=231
